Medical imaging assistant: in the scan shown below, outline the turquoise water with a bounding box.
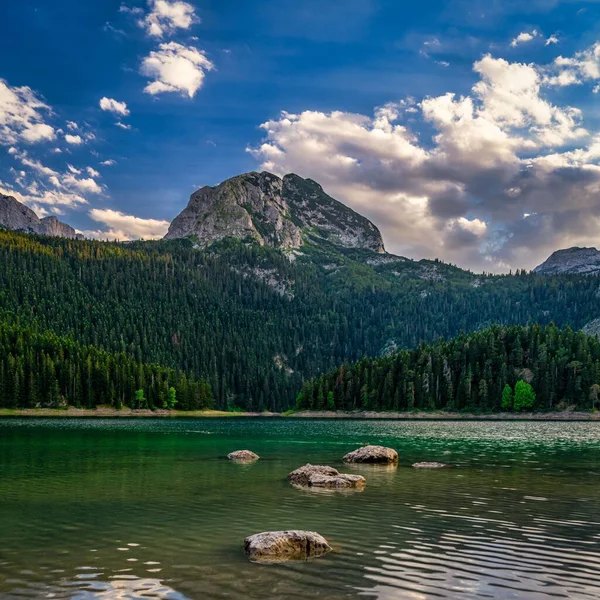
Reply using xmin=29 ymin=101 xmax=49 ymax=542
xmin=1 ymin=418 xmax=600 ymax=599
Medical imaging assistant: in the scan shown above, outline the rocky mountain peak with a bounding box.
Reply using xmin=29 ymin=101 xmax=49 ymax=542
xmin=534 ymin=247 xmax=600 ymax=275
xmin=164 ymin=171 xmax=385 ymax=253
xmin=0 ymin=193 xmax=80 ymax=239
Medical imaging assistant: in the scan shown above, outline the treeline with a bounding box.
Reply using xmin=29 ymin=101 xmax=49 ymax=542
xmin=0 ymin=230 xmax=600 ymax=410
xmin=296 ymin=325 xmax=600 ymax=412
xmin=0 ymin=321 xmax=213 ymax=410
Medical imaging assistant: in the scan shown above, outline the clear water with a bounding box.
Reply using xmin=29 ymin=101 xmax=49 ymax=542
xmin=1 ymin=418 xmax=600 ymax=599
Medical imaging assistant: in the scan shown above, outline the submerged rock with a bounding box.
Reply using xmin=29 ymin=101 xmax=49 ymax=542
xmin=343 ymin=445 xmax=398 ymax=464
xmin=244 ymin=530 xmax=331 ymax=563
xmin=227 ymin=450 xmax=259 ymax=461
xmin=288 ymin=464 xmax=366 ymax=488
xmin=412 ymin=462 xmax=448 ymax=469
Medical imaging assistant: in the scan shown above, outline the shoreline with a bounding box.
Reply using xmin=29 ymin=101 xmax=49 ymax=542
xmin=0 ymin=408 xmax=599 ymax=420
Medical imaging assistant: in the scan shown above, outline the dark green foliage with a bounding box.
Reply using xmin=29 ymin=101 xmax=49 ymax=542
xmin=297 ymin=325 xmax=600 ymax=413
xmin=0 ymin=321 xmax=213 ymax=410
xmin=1 ymin=229 xmax=600 ymax=411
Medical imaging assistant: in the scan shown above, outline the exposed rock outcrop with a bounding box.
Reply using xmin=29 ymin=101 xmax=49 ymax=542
xmin=227 ymin=450 xmax=259 ymax=461
xmin=534 ymin=247 xmax=600 ymax=275
xmin=412 ymin=462 xmax=448 ymax=469
xmin=288 ymin=464 xmax=366 ymax=488
xmin=244 ymin=530 xmax=331 ymax=563
xmin=0 ymin=194 xmax=79 ymax=239
xmin=343 ymin=445 xmax=398 ymax=464
xmin=165 ymin=171 xmax=385 ymax=253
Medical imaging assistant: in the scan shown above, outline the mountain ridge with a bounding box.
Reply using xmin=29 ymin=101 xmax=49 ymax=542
xmin=0 ymin=193 xmax=81 ymax=240
xmin=534 ymin=247 xmax=600 ymax=275
xmin=164 ymin=171 xmax=386 ymax=253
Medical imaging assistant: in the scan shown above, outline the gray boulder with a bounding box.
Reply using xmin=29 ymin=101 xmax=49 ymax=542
xmin=227 ymin=450 xmax=259 ymax=461
xmin=343 ymin=445 xmax=398 ymax=464
xmin=244 ymin=530 xmax=331 ymax=563
xmin=288 ymin=464 xmax=366 ymax=488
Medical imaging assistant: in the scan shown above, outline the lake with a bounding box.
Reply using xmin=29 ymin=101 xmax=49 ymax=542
xmin=1 ymin=418 xmax=600 ymax=599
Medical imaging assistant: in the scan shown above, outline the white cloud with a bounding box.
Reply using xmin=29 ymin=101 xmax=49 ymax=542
xmin=115 ymin=121 xmax=133 ymax=130
xmin=510 ymin=30 xmax=538 ymax=47
xmin=141 ymin=42 xmax=214 ymax=98
xmin=100 ymin=159 xmax=117 ymax=166
xmin=139 ymin=0 xmax=198 ymax=38
xmin=0 ymin=179 xmax=87 ymax=210
xmin=65 ymin=134 xmax=83 ymax=145
xmin=86 ymin=167 xmax=100 ymax=178
xmin=66 ymin=121 xmax=79 ymax=130
xmin=99 ymin=97 xmax=130 ymax=116
xmin=87 ymin=208 xmax=169 ymax=240
xmin=0 ymin=79 xmax=56 ymax=145
xmin=545 ymin=35 xmax=559 ymax=46
xmin=9 ymin=149 xmax=103 ymax=199
xmin=547 ymin=42 xmax=600 ymax=87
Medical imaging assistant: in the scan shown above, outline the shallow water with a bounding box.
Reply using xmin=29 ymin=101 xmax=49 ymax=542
xmin=1 ymin=418 xmax=600 ymax=599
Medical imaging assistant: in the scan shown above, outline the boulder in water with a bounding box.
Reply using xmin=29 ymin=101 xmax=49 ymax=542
xmin=244 ymin=530 xmax=331 ymax=563
xmin=343 ymin=445 xmax=398 ymax=464
xmin=227 ymin=450 xmax=259 ymax=461
xmin=288 ymin=464 xmax=366 ymax=488
xmin=412 ymin=462 xmax=448 ymax=469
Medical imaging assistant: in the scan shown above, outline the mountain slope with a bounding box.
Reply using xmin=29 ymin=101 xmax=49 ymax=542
xmin=0 ymin=194 xmax=80 ymax=239
xmin=164 ymin=171 xmax=385 ymax=253
xmin=534 ymin=247 xmax=600 ymax=275
xmin=0 ymin=229 xmax=598 ymax=411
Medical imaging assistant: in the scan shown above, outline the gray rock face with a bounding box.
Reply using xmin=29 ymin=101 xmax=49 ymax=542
xmin=534 ymin=247 xmax=600 ymax=275
xmin=0 ymin=194 xmax=79 ymax=239
xmin=244 ymin=530 xmax=331 ymax=563
xmin=288 ymin=464 xmax=366 ymax=488
xmin=164 ymin=171 xmax=385 ymax=253
xmin=227 ymin=450 xmax=259 ymax=461
xmin=343 ymin=445 xmax=399 ymax=464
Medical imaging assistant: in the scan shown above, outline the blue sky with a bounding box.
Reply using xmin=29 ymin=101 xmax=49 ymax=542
xmin=1 ymin=0 xmax=600 ymax=271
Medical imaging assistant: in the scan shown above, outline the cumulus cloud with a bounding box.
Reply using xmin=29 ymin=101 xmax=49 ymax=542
xmin=251 ymin=50 xmax=600 ymax=272
xmin=545 ymin=35 xmax=559 ymax=46
xmin=141 ymin=42 xmax=214 ymax=97
xmin=548 ymin=42 xmax=600 ymax=88
xmin=115 ymin=121 xmax=133 ymax=130
xmin=99 ymin=97 xmax=130 ymax=116
xmin=0 ymin=79 xmax=56 ymax=145
xmin=64 ymin=134 xmax=83 ymax=145
xmin=138 ymin=0 xmax=198 ymax=38
xmin=100 ymin=159 xmax=116 ymax=166
xmin=86 ymin=208 xmax=169 ymax=240
xmin=510 ymin=30 xmax=538 ymax=47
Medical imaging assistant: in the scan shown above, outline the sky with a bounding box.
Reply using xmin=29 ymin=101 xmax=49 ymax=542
xmin=2 ymin=0 xmax=600 ymax=272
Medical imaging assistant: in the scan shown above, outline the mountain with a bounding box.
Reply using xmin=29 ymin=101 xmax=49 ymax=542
xmin=534 ymin=247 xmax=600 ymax=275
xmin=164 ymin=171 xmax=385 ymax=253
xmin=0 ymin=194 xmax=80 ymax=239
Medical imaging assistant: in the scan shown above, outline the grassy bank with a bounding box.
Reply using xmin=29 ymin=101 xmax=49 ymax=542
xmin=1 ymin=408 xmax=599 ymax=420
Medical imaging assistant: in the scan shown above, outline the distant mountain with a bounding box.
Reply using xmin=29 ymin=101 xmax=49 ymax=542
xmin=164 ymin=171 xmax=385 ymax=253
xmin=534 ymin=247 xmax=600 ymax=275
xmin=0 ymin=193 xmax=80 ymax=239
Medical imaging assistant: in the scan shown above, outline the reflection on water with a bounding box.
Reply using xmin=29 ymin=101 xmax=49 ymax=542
xmin=1 ymin=418 xmax=600 ymax=599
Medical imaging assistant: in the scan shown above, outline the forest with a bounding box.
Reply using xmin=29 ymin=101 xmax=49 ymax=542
xmin=0 ymin=229 xmax=599 ymax=411
xmin=0 ymin=321 xmax=213 ymax=410
xmin=296 ymin=324 xmax=600 ymax=412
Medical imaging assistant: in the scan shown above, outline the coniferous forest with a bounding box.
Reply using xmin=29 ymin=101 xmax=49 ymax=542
xmin=1 ymin=228 xmax=600 ymax=411
xmin=297 ymin=324 xmax=600 ymax=412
